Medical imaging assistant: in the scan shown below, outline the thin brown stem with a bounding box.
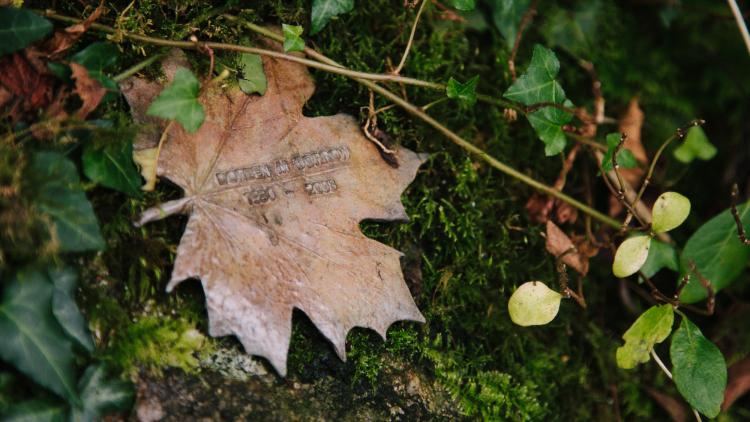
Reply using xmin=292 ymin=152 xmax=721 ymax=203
xmin=508 ymin=0 xmax=538 ymax=80
xmin=731 ymin=183 xmax=750 ymax=245
xmin=393 ymin=0 xmax=430 ymax=75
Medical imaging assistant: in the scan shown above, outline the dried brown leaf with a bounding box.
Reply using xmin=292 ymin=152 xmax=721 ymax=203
xmin=646 ymin=387 xmax=689 ymax=422
xmin=723 ymin=354 xmax=750 ymax=411
xmin=70 ymin=62 xmax=105 ymax=119
xmin=124 ymin=46 xmax=425 ymax=376
xmin=545 ymin=221 xmax=589 ymax=275
xmin=41 ymin=4 xmax=106 ymax=57
xmin=0 ymin=52 xmax=56 ymax=122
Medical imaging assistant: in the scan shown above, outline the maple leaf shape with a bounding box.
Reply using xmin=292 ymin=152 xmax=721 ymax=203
xmin=122 ymin=47 xmax=425 ymax=375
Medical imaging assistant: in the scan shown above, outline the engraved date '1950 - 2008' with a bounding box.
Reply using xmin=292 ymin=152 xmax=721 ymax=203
xmin=213 ymin=145 xmax=350 ymax=206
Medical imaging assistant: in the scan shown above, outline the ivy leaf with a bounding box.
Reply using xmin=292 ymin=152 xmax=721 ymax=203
xmin=70 ymin=42 xmax=120 ymax=97
xmin=238 ymin=52 xmax=267 ymax=95
xmin=679 ymin=200 xmax=750 ymax=303
xmin=310 ymin=0 xmax=354 ymax=35
xmin=601 ymin=133 xmax=637 ymax=172
xmin=503 ymin=45 xmax=572 ymax=156
xmin=25 ymin=152 xmax=105 ymax=252
xmin=541 ymin=0 xmax=602 ymax=58
xmin=651 ymin=192 xmax=690 ymax=234
xmin=147 ymin=67 xmax=205 ymax=133
xmin=640 ymin=238 xmax=679 ymax=278
xmin=49 ymin=267 xmax=95 ymax=353
xmin=673 ymin=126 xmax=717 ymax=164
xmin=70 ymin=364 xmax=133 ymax=422
xmin=83 ymin=136 xmax=142 ymax=197
xmin=0 ymin=268 xmax=80 ymax=404
xmin=670 ymin=317 xmax=727 ymax=418
xmin=508 ymin=281 xmax=562 ymax=326
xmin=0 ymin=8 xmax=53 ymax=56
xmin=612 ymin=234 xmax=651 ymax=278
xmin=446 ymin=75 xmax=479 ymax=106
xmin=616 ymin=304 xmax=674 ymax=369
xmin=489 ymin=0 xmax=531 ymax=49
xmin=447 ymin=0 xmax=476 ymax=11
xmin=282 ymin=24 xmax=305 ymax=52
xmin=1 ymin=399 xmax=68 ymax=422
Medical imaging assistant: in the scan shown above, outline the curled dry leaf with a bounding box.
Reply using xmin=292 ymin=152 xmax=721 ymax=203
xmin=545 ymin=220 xmax=589 ymax=275
xmin=610 ymin=97 xmax=647 ymax=216
xmin=70 ymin=63 xmax=106 ymax=120
xmin=122 ymin=44 xmax=426 ymax=376
xmin=0 ymin=51 xmax=56 ymax=122
xmin=39 ymin=4 xmax=106 ymax=58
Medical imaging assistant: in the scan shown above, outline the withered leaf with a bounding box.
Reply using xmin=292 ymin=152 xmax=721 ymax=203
xmin=545 ymin=220 xmax=589 ymax=275
xmin=70 ymin=62 xmax=106 ymax=119
xmin=39 ymin=4 xmax=105 ymax=58
xmin=123 ymin=46 xmax=426 ymax=376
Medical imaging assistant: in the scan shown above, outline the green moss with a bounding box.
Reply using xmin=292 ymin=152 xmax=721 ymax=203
xmin=104 ymin=315 xmax=208 ymax=377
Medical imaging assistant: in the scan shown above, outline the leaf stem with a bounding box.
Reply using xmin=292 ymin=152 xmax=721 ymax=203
xmin=393 ymin=0 xmax=430 ymax=75
xmin=112 ymin=52 xmax=166 ymax=82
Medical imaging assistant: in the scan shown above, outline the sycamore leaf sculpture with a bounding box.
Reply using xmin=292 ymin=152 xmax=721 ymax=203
xmin=121 ymin=45 xmax=426 ymax=376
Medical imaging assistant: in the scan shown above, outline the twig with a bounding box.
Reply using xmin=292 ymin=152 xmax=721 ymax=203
xmin=622 ymin=119 xmax=705 ymax=228
xmin=508 ymin=0 xmax=538 ymax=80
xmin=727 ymin=0 xmax=750 ymax=55
xmin=731 ymin=183 xmax=750 ymax=245
xmin=688 ymin=262 xmax=715 ymax=315
xmin=556 ymin=250 xmax=587 ymax=308
xmin=393 ymin=0 xmax=430 ymax=75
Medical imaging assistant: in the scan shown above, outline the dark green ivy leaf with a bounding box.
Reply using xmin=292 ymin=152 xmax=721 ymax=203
xmin=0 ymin=268 xmax=80 ymax=405
xmin=25 ymin=152 xmax=105 ymax=252
xmin=541 ymin=0 xmax=602 ymax=58
xmin=1 ymin=399 xmax=67 ymax=422
xmin=49 ymin=267 xmax=95 ymax=353
xmin=310 ymin=0 xmax=354 ymax=35
xmin=670 ymin=317 xmax=727 ymax=418
xmin=446 ymin=75 xmax=479 ymax=106
xmin=640 ymin=238 xmax=679 ymax=278
xmin=282 ymin=24 xmax=305 ymax=52
xmin=147 ymin=67 xmax=205 ymax=133
xmin=489 ymin=0 xmax=531 ymax=49
xmin=504 ymin=45 xmax=573 ymax=156
xmin=679 ymin=200 xmax=750 ymax=303
xmin=0 ymin=8 xmax=53 ymax=57
xmin=69 ymin=364 xmax=133 ymax=422
xmin=83 ymin=136 xmax=142 ymax=197
xmin=601 ymin=133 xmax=638 ymax=172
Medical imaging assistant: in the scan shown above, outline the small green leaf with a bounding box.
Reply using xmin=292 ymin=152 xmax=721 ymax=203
xmin=0 ymin=8 xmax=53 ymax=56
xmin=640 ymin=238 xmax=679 ymax=278
xmin=613 ymin=234 xmax=651 ymax=278
xmin=2 ymin=399 xmax=68 ymax=422
xmin=490 ymin=0 xmax=532 ymax=49
xmin=673 ymin=126 xmax=717 ymax=164
xmin=0 ymin=268 xmax=79 ymax=404
xmin=238 ymin=52 xmax=267 ymax=95
xmin=49 ymin=267 xmax=95 ymax=353
xmin=447 ymin=0 xmax=476 ymax=11
xmin=70 ymin=42 xmax=120 ymax=96
xmin=310 ymin=0 xmax=354 ymax=35
xmin=651 ymin=192 xmax=690 ymax=233
xmin=601 ymin=133 xmax=638 ymax=172
xmin=670 ymin=317 xmax=727 ymax=418
xmin=83 ymin=137 xmax=142 ymax=197
xmin=508 ymin=281 xmax=562 ymax=326
xmin=69 ymin=364 xmax=133 ymax=422
xmin=504 ymin=45 xmax=572 ymax=156
xmin=147 ymin=67 xmax=205 ymax=133
xmin=446 ymin=76 xmax=479 ymax=106
xmin=282 ymin=24 xmax=305 ymax=53
xmin=616 ymin=304 xmax=674 ymax=369
xmin=25 ymin=152 xmax=105 ymax=252
xmin=679 ymin=200 xmax=750 ymax=303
